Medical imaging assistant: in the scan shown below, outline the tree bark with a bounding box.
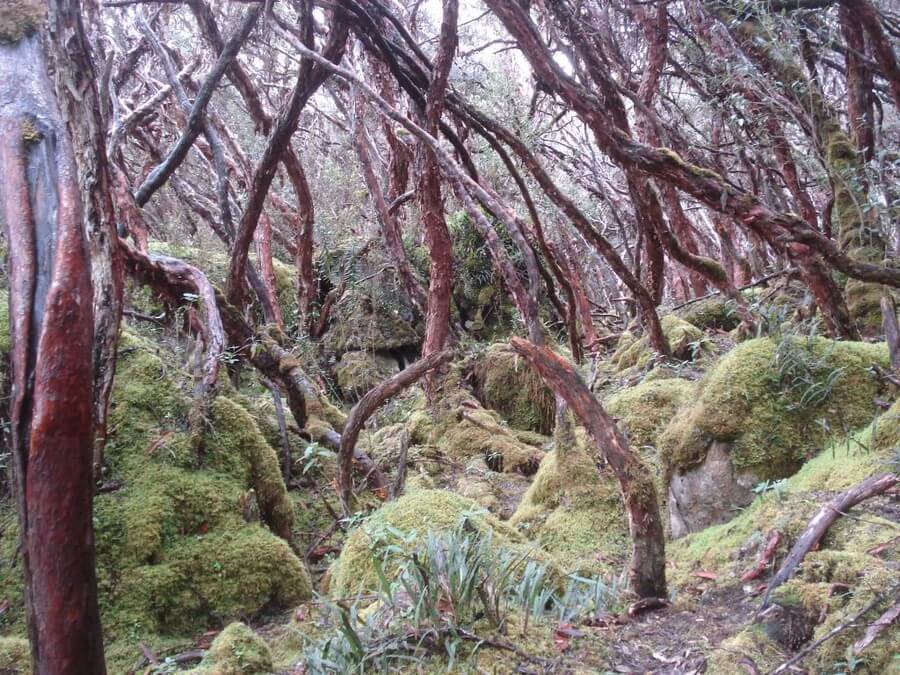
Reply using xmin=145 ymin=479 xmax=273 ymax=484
xmin=509 ymin=338 xmax=666 ymax=598
xmin=0 ymin=22 xmax=106 ymax=673
xmin=339 ymin=349 xmax=453 ymax=510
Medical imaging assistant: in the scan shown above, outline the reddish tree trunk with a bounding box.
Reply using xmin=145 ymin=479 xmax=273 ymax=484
xmin=509 ymin=338 xmax=666 ymax=598
xmin=255 ymin=212 xmax=285 ymax=328
xmin=339 ymin=349 xmax=453 ymax=510
xmin=0 ymin=24 xmax=106 ymax=674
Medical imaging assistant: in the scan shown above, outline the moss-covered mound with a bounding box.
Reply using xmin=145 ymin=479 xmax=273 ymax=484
xmin=673 ymin=399 xmax=900 ymax=674
xmin=660 ymin=337 xmax=887 ymax=481
xmin=0 ymin=331 xmax=313 ymax=668
xmin=510 ymin=418 xmax=631 ymax=577
xmin=611 ymin=315 xmax=703 ymax=371
xmin=189 ymin=622 xmax=274 ymax=675
xmin=675 ymin=297 xmax=741 ymax=331
xmin=605 ymin=378 xmax=694 ymax=449
xmin=471 ymin=343 xmax=555 ymax=434
xmin=335 ymin=350 xmax=398 ymax=401
xmin=328 ymin=489 xmax=552 ymax=598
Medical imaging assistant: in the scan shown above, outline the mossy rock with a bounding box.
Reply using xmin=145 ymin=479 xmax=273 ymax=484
xmin=611 ymin=315 xmax=703 ymax=371
xmin=189 ymin=622 xmax=274 ymax=675
xmin=660 ymin=337 xmax=887 ymax=534
xmin=0 ymin=0 xmax=44 ymax=43
xmin=605 ymin=378 xmax=694 ymax=449
xmin=335 ymin=350 xmax=398 ymax=401
xmin=669 ymin=399 xmax=900 ymax=583
xmin=661 ymin=337 xmax=887 ymax=478
xmin=0 ymin=331 xmax=313 ymax=659
xmin=471 ymin=343 xmax=555 ymax=434
xmin=675 ymin=297 xmax=740 ymax=331
xmin=328 ymin=489 xmax=553 ymax=598
xmin=510 ymin=418 xmax=632 ymax=577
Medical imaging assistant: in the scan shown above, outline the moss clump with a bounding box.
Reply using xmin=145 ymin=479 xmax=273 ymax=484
xmin=605 ymin=378 xmax=694 ymax=449
xmin=471 ymin=343 xmax=555 ymax=434
xmin=0 ymin=637 xmax=30 ymax=674
xmin=0 ymin=0 xmax=45 ymax=43
xmin=334 ymin=350 xmax=398 ymax=401
xmin=676 ymin=297 xmax=740 ymax=331
xmin=189 ymin=622 xmax=273 ymax=675
xmin=659 ymin=337 xmax=888 ymax=482
xmin=611 ymin=315 xmax=703 ymax=371
xmin=0 ymin=331 xmax=312 ymax=660
xmin=706 ymin=626 xmax=785 ymax=674
xmin=322 ymin=291 xmax=420 ymax=354
xmin=510 ymin=418 xmax=631 ymax=576
xmin=329 ymin=489 xmax=550 ymax=597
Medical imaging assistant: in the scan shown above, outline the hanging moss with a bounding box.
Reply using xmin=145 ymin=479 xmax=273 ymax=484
xmin=659 ymin=337 xmax=888 ymax=482
xmin=188 ymin=622 xmax=274 ymax=675
xmin=0 ymin=0 xmax=45 ymax=43
xmin=470 ymin=343 xmax=555 ymax=434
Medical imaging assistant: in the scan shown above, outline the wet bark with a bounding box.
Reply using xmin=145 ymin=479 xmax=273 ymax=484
xmin=0 ymin=26 xmax=106 ymax=674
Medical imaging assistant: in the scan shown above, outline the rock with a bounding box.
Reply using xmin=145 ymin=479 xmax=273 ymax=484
xmin=667 ymin=441 xmax=760 ymax=537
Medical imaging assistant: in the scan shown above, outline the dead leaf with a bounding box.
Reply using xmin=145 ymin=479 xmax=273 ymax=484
xmin=693 ymin=571 xmax=717 ymax=580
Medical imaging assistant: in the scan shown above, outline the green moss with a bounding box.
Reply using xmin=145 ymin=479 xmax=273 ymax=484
xmin=605 ymin=378 xmax=694 ymax=449
xmin=659 ymin=337 xmax=888 ymax=481
xmin=329 ymin=489 xmax=550 ymax=597
xmin=113 ymin=526 xmax=310 ymax=639
xmin=510 ymin=419 xmax=630 ymax=576
xmin=334 ymin=350 xmax=397 ymax=401
xmin=669 ymin=399 xmax=899 ymax=584
xmin=0 ymin=0 xmax=44 ymax=43
xmin=611 ymin=315 xmax=703 ymax=371
xmin=0 ymin=330 xmax=313 ymax=661
xmin=676 ymin=297 xmax=740 ymax=331
xmin=0 ymin=637 xmax=31 ymax=674
xmin=189 ymin=622 xmax=274 ymax=675
xmin=706 ymin=626 xmax=785 ymax=674
xmin=471 ymin=343 xmax=555 ymax=434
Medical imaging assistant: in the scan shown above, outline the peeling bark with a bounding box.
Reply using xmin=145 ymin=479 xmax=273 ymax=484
xmin=509 ymin=338 xmax=666 ymax=599
xmin=0 ymin=26 xmax=106 ymax=674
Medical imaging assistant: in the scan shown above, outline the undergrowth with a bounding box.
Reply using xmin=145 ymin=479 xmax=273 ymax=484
xmin=305 ymin=517 xmax=623 ymax=673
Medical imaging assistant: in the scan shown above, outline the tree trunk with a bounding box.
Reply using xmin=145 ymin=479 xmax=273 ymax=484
xmin=339 ymin=349 xmax=453 ymax=510
xmin=509 ymin=338 xmax=666 ymax=598
xmin=0 ymin=17 xmax=106 ymax=672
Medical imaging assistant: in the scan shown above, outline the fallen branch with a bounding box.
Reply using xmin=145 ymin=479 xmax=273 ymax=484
xmin=852 ymin=597 xmax=900 ymax=655
xmin=768 ymin=584 xmax=899 ymax=674
xmin=762 ymin=473 xmax=899 ymax=607
xmin=339 ymin=349 xmax=453 ymax=511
